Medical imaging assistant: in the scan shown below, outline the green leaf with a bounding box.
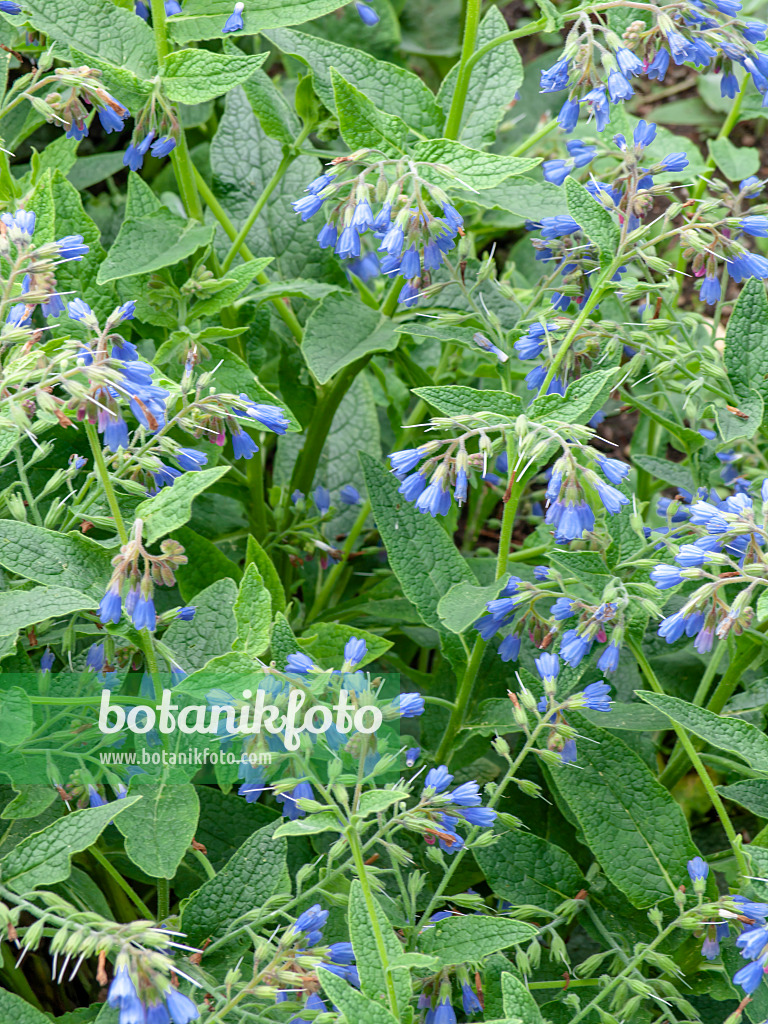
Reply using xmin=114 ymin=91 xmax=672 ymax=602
xmin=302 ymin=622 xmax=392 ymax=668
xmin=169 ymin=0 xmax=345 ymax=44
xmin=181 ymin=820 xmax=287 ymax=945
xmin=242 ymin=68 xmax=300 ymax=143
xmin=115 ymin=781 xmax=199 ymax=879
xmin=0 ymin=688 xmax=33 ymax=747
xmin=233 ymin=564 xmax=272 ymax=657
xmin=412 ymin=138 xmax=539 ymax=190
xmin=423 ymin=916 xmax=537 ymax=965
xmin=265 ymin=27 xmax=442 ymax=136
xmin=97 ymin=209 xmax=214 ymax=285
xmin=529 ymin=367 xmax=619 ymax=426
xmin=360 ymin=454 xmax=475 ymax=635
xmin=162 ymin=48 xmax=267 ymax=104
xmin=136 ymin=466 xmax=230 ymax=545
xmin=637 ymin=691 xmax=768 ymax=772
xmin=413 ymin=385 xmax=522 ymax=421
xmin=476 ymin=831 xmax=585 ymax=912
xmin=0 ymin=586 xmax=97 ymax=638
xmin=437 ymin=7 xmax=523 ymax=147
xmin=631 ymin=455 xmax=696 ymax=496
xmin=0 ymin=796 xmax=141 ymax=892
xmin=717 ymin=779 xmax=768 ymax=816
xmin=549 ymin=550 xmax=611 ymax=596
xmin=501 ymin=972 xmax=543 ymax=1024
xmin=21 ymin=0 xmax=157 ymax=80
xmin=564 ymin=176 xmax=620 ymax=260
xmin=0 ymin=521 xmax=112 ymax=597
xmin=318 ymin=966 xmax=400 ymax=1024
xmin=331 ymin=68 xmax=408 ymax=155
xmin=708 ymin=137 xmax=760 ymax=182
xmin=581 ymin=702 xmax=671 ymax=732
xmin=438 ymin=577 xmax=508 ymax=634
xmin=724 ymin=277 xmax=768 ymax=413
xmin=270 ymin=613 xmax=301 ymax=670
xmin=357 ymin=789 xmax=409 ymax=817
xmin=68 ymin=151 xmax=131 ymax=191
xmin=454 ymin=177 xmax=569 ymax=219
xmin=349 ymin=879 xmax=411 ymax=1012
xmin=0 ymin=990 xmax=53 ymax=1023
xmin=163 ymin=578 xmax=238 ymax=672
xmin=272 ymin=810 xmax=342 ymax=837
xmin=245 ymin=535 xmax=285 ymax=614
xmin=248 ymin=278 xmax=342 ymax=303
xmin=546 ymin=713 xmax=699 ymax=907
xmin=189 ymin=258 xmax=274 ymax=319
xmin=174 ymin=527 xmax=243 ymax=601
xmin=623 ymin=392 xmax=706 ymax=453
xmin=303 ymin=293 xmax=399 ymax=384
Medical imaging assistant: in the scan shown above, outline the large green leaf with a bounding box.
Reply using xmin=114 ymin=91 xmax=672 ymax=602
xmin=162 ymin=48 xmax=267 ymax=104
xmin=331 ymin=69 xmax=409 ymax=155
xmin=546 ymin=713 xmax=699 ymax=908
xmin=349 ymin=879 xmax=411 ymax=1013
xmin=476 ymin=831 xmax=586 ymax=912
xmin=501 ymin=972 xmax=543 ymax=1024
xmin=169 ymin=0 xmax=345 ymax=43
xmin=233 ymin=564 xmax=272 ymax=657
xmin=638 ymin=691 xmax=768 ymax=773
xmin=0 ymin=521 xmax=113 ymax=597
xmin=163 ymin=578 xmax=239 ymax=672
xmin=115 ymin=781 xmax=199 ymax=879
xmin=0 ymin=586 xmax=97 ymax=638
xmin=135 ymin=467 xmax=230 ymax=545
xmin=319 ymin=967 xmax=400 ymax=1024
xmin=303 ymin=293 xmax=398 ymax=384
xmin=97 ymin=209 xmax=214 ymax=284
xmin=564 ymin=176 xmax=620 ymax=261
xmin=181 ymin=820 xmax=287 ymax=946
xmin=265 ymin=27 xmax=443 ymax=136
xmin=0 ymin=797 xmax=141 ymax=892
xmin=718 ymin=779 xmax=768 ymax=816
xmin=421 ymin=916 xmax=537 ymax=965
xmin=412 ymin=139 xmax=538 ymax=190
xmin=724 ymin=277 xmax=768 ymax=413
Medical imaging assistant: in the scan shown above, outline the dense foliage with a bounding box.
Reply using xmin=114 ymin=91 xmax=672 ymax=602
xmin=1 ymin=0 xmax=768 ymax=1022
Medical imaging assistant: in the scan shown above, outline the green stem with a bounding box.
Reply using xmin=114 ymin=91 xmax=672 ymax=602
xmin=148 ymin=0 xmax=169 ymax=59
xmin=346 ymin=826 xmax=400 ymax=1018
xmin=13 ymin=442 xmax=42 ymax=526
xmin=510 ymin=117 xmax=558 ymax=157
xmin=85 ymin=421 xmax=128 ymax=543
xmin=306 ymin=500 xmax=371 ymax=622
xmin=192 ymin=166 xmax=304 ymax=342
xmin=289 ymin=356 xmax=371 ymax=496
xmin=90 ymin=846 xmax=154 ymax=919
xmin=247 ymin=448 xmax=268 ymax=539
xmin=190 ymin=845 xmax=217 ymax=880
xmin=156 ymin=877 xmax=170 ymax=920
xmin=461 ymin=19 xmax=547 ymax=81
xmin=629 ymin=639 xmax=748 ymax=881
xmin=444 ymin=0 xmax=483 ymax=140
xmin=222 ymin=129 xmax=310 ymax=274
xmin=659 ymin=628 xmax=767 ymax=789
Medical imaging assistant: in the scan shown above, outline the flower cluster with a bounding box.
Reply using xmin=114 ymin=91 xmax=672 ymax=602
xmin=98 ymin=519 xmax=187 ymax=632
xmin=649 ymin=480 xmax=768 ymax=651
xmin=540 ymin=2 xmax=767 ymax=134
xmin=732 ymin=897 xmax=768 ymax=994
xmin=416 ymin=765 xmax=498 ymax=855
xmin=108 ymin=951 xmax=199 ymax=1024
xmin=292 ymin=151 xmax=464 ymax=306
xmin=271 ymin=904 xmax=359 ymax=1003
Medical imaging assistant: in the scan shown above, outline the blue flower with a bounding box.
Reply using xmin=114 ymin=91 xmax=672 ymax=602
xmin=0 ymin=2 xmax=21 ymax=11
xmin=40 ymin=648 xmax=54 ymax=672
xmin=461 ymin=981 xmax=482 ymax=1015
xmin=584 ymin=87 xmax=609 ymax=130
xmin=659 ymin=152 xmax=689 ymax=172
xmin=151 ymin=136 xmax=177 ymax=158
xmin=108 ymin=965 xmax=138 ymax=1007
xmin=699 ymin=274 xmax=721 ymax=304
xmin=560 ymin=628 xmax=591 ymax=666
xmin=98 ymin=106 xmax=126 ymax=134
xmin=328 ymin=941 xmax=355 ymax=965
xmin=355 ymin=1 xmax=379 ymax=24
xmin=317 ymin=222 xmax=337 ymax=249
xmin=335 ymin=224 xmax=360 ymax=259
xmin=164 ymin=987 xmax=199 ymax=1023
xmin=86 ymin=643 xmax=105 ymax=672
xmin=343 ymin=636 xmax=367 ymax=669
xmin=292 ymin=193 xmax=324 ymax=221
xmin=650 ymin=564 xmax=684 ymax=589
xmin=498 ymin=634 xmax=520 ymax=661
xmin=582 ymin=681 xmax=611 ymax=712
xmin=132 ymin=594 xmax=156 ymax=632
xmin=277 ymin=781 xmax=314 ymax=820
xmin=231 ymin=426 xmax=258 ymax=460
xmin=314 ymin=486 xmax=331 ymax=515
xmin=242 ymin=401 xmax=289 ymax=434
xmin=405 ymin=746 xmax=420 ymax=766
xmin=99 ymin=585 xmax=122 ymax=625
xmin=734 ymin=956 xmax=767 ymax=994
xmin=594 ymin=479 xmax=629 ymax=515
xmin=294 ymin=904 xmax=329 ymax=935
xmin=597 ymin=641 xmax=620 ymax=673
xmin=424 ymin=765 xmax=453 ymax=793
xmin=68 ymin=297 xmax=93 ymax=322
xmin=647 ymin=48 xmax=670 ymax=81
xmin=379 ymin=222 xmax=405 ymax=257
xmin=540 ymin=57 xmax=570 ymax=92
xmin=560 ymin=738 xmax=578 ymax=763
xmin=449 ymin=781 xmax=481 ymax=807
xmin=433 ymin=995 xmax=457 ymax=1024
xmin=550 ymin=597 xmax=574 ymax=620
xmin=88 ymin=785 xmax=107 ymax=808
xmin=737 ymin=926 xmax=768 ymax=960
xmin=557 ymin=98 xmax=580 ymax=131
xmin=176 ymin=447 xmax=207 ymax=472
xmin=393 ymin=692 xmax=425 ymax=718
xmin=123 ymin=132 xmax=155 ymax=172
xmin=222 ymin=3 xmax=245 ymax=32
xmin=165 ymin=0 xmax=182 ymax=13
xmin=596 ymin=455 xmax=629 ymax=485
xmin=177 ymin=606 xmax=196 ymax=622
xmin=535 ymin=652 xmax=560 ymax=682
xmin=658 ymin=609 xmax=688 ymax=643
xmin=399 ymin=470 xmax=428 ymax=501
xmin=687 ymin=856 xmax=708 ymax=882
xmin=287 ymin=652 xmax=315 ymax=674
xmin=416 ymin=478 xmax=451 ymax=517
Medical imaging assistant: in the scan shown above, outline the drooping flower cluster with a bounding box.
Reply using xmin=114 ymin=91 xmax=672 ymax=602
xmin=540 ymin=2 xmax=767 ymax=134
xmin=416 ymin=764 xmax=498 ymax=855
xmin=292 ymin=151 xmax=464 ymax=306
xmin=649 ymin=479 xmax=768 ymax=651
xmin=272 ymin=904 xmax=359 ymax=1003
xmin=98 ymin=519 xmax=187 ymax=632
xmin=731 ymin=896 xmax=768 ymax=994
xmin=108 ymin=950 xmax=199 ymax=1024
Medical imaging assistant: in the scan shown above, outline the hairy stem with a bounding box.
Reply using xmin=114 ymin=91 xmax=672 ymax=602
xmin=444 ymin=0 xmax=483 ymax=140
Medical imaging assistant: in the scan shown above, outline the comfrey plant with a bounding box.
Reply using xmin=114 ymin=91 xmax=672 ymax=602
xmin=0 ymin=0 xmax=767 ymax=1021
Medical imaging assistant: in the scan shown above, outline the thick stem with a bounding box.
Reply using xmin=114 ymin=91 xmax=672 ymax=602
xmin=156 ymin=877 xmax=170 ymax=920
xmin=85 ymin=421 xmax=128 ymax=544
xmin=630 ymin=639 xmax=748 ymax=880
xmin=346 ymin=826 xmax=400 ymax=1018
xmin=289 ymin=356 xmax=371 ymax=496
xmin=90 ymin=846 xmax=153 ymax=919
xmin=192 ymin=165 xmax=304 ymax=342
xmin=444 ymin=0 xmax=483 ymax=140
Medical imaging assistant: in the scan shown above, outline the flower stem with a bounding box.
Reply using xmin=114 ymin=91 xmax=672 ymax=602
xmin=629 ymin=638 xmax=748 ymax=881
xmin=306 ymin=500 xmax=371 ymax=622
xmin=85 ymin=421 xmax=128 ymax=544
xmin=444 ymin=0 xmax=483 ymax=140
xmin=156 ymin=877 xmax=170 ymax=920
xmin=346 ymin=825 xmax=400 ymax=1018
xmin=192 ymin=165 xmax=304 ymax=342
xmin=13 ymin=443 xmax=42 ymax=526
xmin=90 ymin=845 xmax=154 ymax=919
